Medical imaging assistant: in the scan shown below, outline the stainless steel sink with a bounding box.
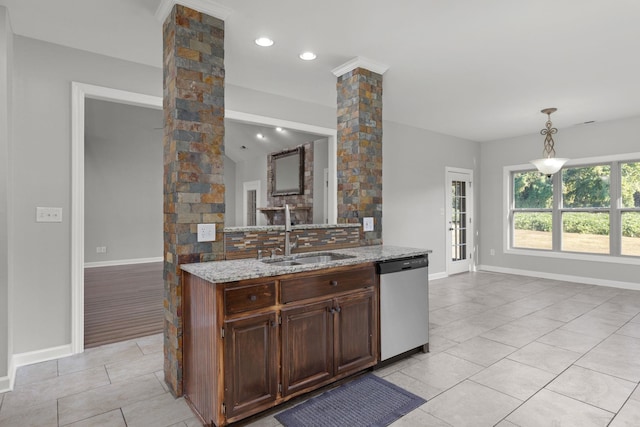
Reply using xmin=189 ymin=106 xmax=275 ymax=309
xmin=261 ymin=252 xmax=355 ymax=266
xmin=261 ymin=259 xmax=302 ymax=267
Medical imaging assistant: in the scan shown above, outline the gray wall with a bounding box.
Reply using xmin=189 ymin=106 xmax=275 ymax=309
xmin=479 ymin=116 xmax=640 ymax=284
xmin=10 ymin=36 xmax=162 ymax=354
xmin=382 ymin=121 xmax=480 ymax=275
xmin=84 ymin=99 xmax=163 ymax=263
xmin=0 ymin=6 xmax=13 ymax=382
xmin=5 ymin=34 xmax=338 ymax=357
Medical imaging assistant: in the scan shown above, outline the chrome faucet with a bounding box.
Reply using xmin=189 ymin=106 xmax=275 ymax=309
xmin=284 ymin=204 xmax=298 ymax=256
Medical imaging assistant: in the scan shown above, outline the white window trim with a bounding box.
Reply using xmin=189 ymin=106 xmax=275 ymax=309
xmin=503 ymin=151 xmax=640 ymax=266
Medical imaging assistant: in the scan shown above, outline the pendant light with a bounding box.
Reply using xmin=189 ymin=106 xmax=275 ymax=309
xmin=530 ymin=108 xmax=568 ymax=176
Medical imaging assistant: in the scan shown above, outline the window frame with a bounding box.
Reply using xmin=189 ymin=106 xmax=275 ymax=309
xmin=504 ymin=152 xmax=640 ymax=266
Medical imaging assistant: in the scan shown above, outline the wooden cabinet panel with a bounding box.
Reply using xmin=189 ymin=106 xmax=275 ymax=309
xmin=281 ymin=300 xmax=334 ymax=396
xmin=224 ymin=312 xmax=278 ymax=419
xmin=184 ymin=263 xmax=379 ymax=427
xmin=281 ymin=266 xmax=375 ymax=303
xmin=224 ymin=281 xmax=276 ymax=315
xmin=334 ymin=288 xmax=377 ymax=376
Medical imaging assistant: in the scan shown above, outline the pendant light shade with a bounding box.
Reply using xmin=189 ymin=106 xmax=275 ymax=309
xmin=530 ymin=108 xmax=568 ymax=175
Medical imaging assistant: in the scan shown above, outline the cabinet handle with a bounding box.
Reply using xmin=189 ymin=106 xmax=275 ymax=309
xmin=335 ymin=307 xmax=341 ymax=313
xmin=329 ymin=280 xmax=338 ymax=287
xmin=249 ymin=295 xmax=257 ymax=302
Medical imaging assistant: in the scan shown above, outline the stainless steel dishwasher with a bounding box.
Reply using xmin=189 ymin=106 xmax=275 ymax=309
xmin=377 ymin=254 xmax=429 ymax=361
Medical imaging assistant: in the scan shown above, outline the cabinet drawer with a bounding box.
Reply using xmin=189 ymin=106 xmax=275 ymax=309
xmin=224 ymin=281 xmax=276 ymax=315
xmin=281 ymin=266 xmax=375 ymax=303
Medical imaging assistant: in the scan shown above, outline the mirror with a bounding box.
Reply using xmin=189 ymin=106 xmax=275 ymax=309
xmin=271 ymin=147 xmax=304 ymax=196
xmin=223 ymin=113 xmax=337 ymax=228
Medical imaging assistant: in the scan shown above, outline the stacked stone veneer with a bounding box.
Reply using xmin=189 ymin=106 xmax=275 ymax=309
xmin=162 ymin=5 xmax=225 ymax=396
xmin=336 ymin=68 xmax=383 ymax=245
xmin=224 ymin=226 xmax=361 ymax=260
xmin=266 ymin=141 xmax=314 ymax=224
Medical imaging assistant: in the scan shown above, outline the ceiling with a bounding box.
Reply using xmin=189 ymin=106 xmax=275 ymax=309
xmin=225 ymin=120 xmax=325 ymax=163
xmin=2 ymin=0 xmax=640 ymax=142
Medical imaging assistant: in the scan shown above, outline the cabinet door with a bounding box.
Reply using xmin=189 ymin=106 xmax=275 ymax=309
xmin=334 ymin=288 xmax=377 ymax=376
xmin=281 ymin=300 xmax=334 ymax=396
xmin=224 ymin=312 xmax=278 ymax=419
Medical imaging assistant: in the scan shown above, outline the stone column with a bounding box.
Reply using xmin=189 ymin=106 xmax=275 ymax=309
xmin=162 ymin=4 xmax=225 ymax=396
xmin=336 ymin=67 xmax=383 ymax=245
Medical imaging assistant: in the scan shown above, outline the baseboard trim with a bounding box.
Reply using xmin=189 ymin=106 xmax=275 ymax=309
xmin=12 ymin=344 xmax=74 ymax=370
xmin=478 ymin=264 xmax=640 ymax=291
xmin=84 ymin=256 xmax=163 ymax=269
xmin=429 ymin=271 xmax=448 ymax=281
xmin=0 ymin=372 xmax=11 ymax=393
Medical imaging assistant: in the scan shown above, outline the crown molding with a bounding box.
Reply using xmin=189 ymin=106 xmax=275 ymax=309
xmin=331 ymin=57 xmax=390 ymax=77
xmin=155 ymin=0 xmax=233 ymax=24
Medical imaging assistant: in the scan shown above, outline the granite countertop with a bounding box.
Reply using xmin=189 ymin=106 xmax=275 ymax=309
xmin=224 ymin=223 xmax=362 ymax=233
xmin=180 ymin=245 xmax=432 ymax=283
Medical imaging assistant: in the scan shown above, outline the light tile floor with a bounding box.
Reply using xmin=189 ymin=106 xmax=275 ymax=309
xmin=2 ymin=272 xmax=640 ymax=426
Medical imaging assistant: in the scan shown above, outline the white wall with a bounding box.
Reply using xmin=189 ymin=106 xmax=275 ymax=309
xmin=223 ymin=155 xmax=236 ymax=227
xmin=480 ymin=116 xmax=640 ymax=285
xmin=234 ymin=155 xmax=268 ymax=226
xmin=313 ymin=138 xmax=329 ymax=224
xmin=84 ymin=99 xmax=163 ymax=263
xmin=382 ymin=121 xmax=480 ymax=276
xmin=0 ymin=5 xmax=13 ymax=386
xmin=10 ymin=36 xmax=163 ymax=354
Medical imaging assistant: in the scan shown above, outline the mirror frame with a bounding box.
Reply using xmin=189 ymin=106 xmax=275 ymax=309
xmin=270 ymin=146 xmax=304 ymax=196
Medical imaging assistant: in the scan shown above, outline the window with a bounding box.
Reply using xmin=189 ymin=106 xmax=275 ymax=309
xmin=512 ymin=171 xmax=553 ymax=250
xmin=509 ymin=158 xmax=640 ymax=258
xmin=561 ymin=165 xmax=610 ymax=254
xmin=621 ymin=161 xmax=640 ymax=256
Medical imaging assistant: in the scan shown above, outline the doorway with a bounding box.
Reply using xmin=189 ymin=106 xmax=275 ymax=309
xmin=242 ymin=180 xmax=261 ymax=226
xmin=446 ymin=168 xmax=474 ymax=275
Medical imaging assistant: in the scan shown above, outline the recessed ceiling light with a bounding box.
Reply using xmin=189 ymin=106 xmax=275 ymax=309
xmin=257 ymin=133 xmax=264 ymax=139
xmin=275 ymin=127 xmax=284 ymax=132
xmin=299 ymin=51 xmax=317 ymax=61
xmin=255 ymin=37 xmax=274 ymax=47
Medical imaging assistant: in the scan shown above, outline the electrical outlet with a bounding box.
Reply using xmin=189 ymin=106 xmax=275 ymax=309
xmin=36 ymin=207 xmax=63 ymax=223
xmin=96 ymin=246 xmax=107 ymax=254
xmin=490 ymin=249 xmax=495 ymax=256
xmin=197 ymin=223 xmax=216 ymax=242
xmin=363 ymin=217 xmax=374 ymax=232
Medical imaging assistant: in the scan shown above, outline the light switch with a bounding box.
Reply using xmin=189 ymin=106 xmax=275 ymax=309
xmin=197 ymin=223 xmax=216 ymax=242
xmin=363 ymin=217 xmax=374 ymax=232
xmin=36 ymin=207 xmax=63 ymax=223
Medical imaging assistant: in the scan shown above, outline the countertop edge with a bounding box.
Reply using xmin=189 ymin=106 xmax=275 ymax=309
xmin=180 ymin=245 xmax=432 ymax=284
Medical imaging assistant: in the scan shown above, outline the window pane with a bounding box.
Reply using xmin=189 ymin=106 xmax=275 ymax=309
xmin=622 ymin=212 xmax=640 ymax=256
xmin=562 ymin=212 xmax=609 ymax=254
xmin=513 ymin=212 xmax=552 ymax=249
xmin=621 ymin=162 xmax=640 ymax=208
xmin=562 ymin=165 xmax=610 ymax=208
xmin=513 ymin=171 xmax=552 ymax=209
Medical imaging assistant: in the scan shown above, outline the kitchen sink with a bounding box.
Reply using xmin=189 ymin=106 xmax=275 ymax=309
xmin=261 ymin=252 xmax=355 ymax=266
xmin=262 ymin=259 xmax=302 ymax=267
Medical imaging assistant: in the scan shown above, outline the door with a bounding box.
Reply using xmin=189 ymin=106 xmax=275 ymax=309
xmin=333 ymin=288 xmax=377 ymax=376
xmin=242 ymin=180 xmax=261 ymax=226
xmin=281 ymin=300 xmax=334 ymax=396
xmin=446 ymin=168 xmax=474 ymax=275
xmin=224 ymin=312 xmax=278 ymax=419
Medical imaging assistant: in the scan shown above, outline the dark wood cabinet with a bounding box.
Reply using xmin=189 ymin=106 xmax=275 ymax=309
xmin=281 ymin=300 xmax=334 ymax=396
xmin=334 ymin=288 xmax=377 ymax=376
xmin=183 ymin=263 xmax=378 ymax=427
xmin=223 ymin=312 xmax=278 ymax=419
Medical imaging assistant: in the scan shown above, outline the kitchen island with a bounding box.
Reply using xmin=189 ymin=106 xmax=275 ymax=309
xmin=180 ymin=245 xmax=430 ymax=427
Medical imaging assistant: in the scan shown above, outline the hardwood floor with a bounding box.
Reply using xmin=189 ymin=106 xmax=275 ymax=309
xmin=84 ymin=262 xmax=164 ymax=348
